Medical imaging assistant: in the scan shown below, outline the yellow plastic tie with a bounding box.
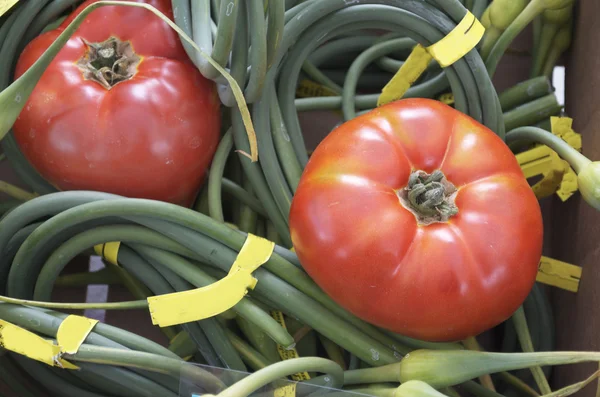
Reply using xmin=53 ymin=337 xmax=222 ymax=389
xmin=426 ymin=11 xmax=485 ymax=67
xmin=0 ymin=0 xmax=19 ymax=17
xmin=148 ymin=234 xmax=275 ymax=327
xmin=271 ymin=310 xmax=309 ymax=397
xmin=94 ymin=241 xmax=121 ymax=266
xmin=551 ymin=116 xmax=581 ymax=151
xmin=274 ymin=384 xmax=297 ymax=397
xmin=536 ymin=256 xmax=581 ymax=293
xmin=295 ymin=79 xmax=338 ymax=98
xmin=549 ymin=116 xmax=581 ymax=200
xmin=438 ymin=93 xmax=455 ymax=106
xmin=516 ymin=145 xmax=567 ymax=199
xmin=377 ymin=45 xmax=432 ymax=107
xmin=57 ymin=315 xmax=99 ymax=355
xmin=0 ymin=320 xmax=78 ymax=369
xmin=556 ymin=163 xmax=578 ymax=201
xmin=378 ymin=11 xmax=484 ymax=106
xmin=515 ymin=116 xmax=582 ymax=200
xmin=270 ymin=310 xmax=310 ymax=381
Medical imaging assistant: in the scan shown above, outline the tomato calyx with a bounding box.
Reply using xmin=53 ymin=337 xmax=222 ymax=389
xmin=398 ymin=169 xmax=459 ymax=225
xmin=76 ymin=36 xmax=141 ymax=90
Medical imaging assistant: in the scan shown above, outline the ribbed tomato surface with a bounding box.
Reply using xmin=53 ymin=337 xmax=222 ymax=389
xmin=13 ymin=0 xmax=220 ymax=206
xmin=289 ymin=98 xmax=543 ymax=341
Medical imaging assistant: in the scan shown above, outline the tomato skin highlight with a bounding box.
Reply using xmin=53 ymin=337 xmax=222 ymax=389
xmin=289 ymin=98 xmax=543 ymax=342
xmin=13 ymin=0 xmax=220 ymax=207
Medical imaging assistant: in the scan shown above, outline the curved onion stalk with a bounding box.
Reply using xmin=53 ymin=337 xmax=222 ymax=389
xmin=0 ymin=294 xmax=147 ymax=310
xmin=596 ymin=367 xmax=600 ymax=397
xmin=542 ymin=22 xmax=573 ymax=78
xmin=576 ymin=162 xmax=600 ymax=211
xmin=503 ymin=94 xmax=562 ymax=132
xmin=341 ymin=349 xmax=600 ymax=390
xmin=398 ymin=350 xmax=600 ymax=389
xmin=479 ymin=0 xmax=527 ymax=59
xmin=394 ymin=380 xmax=448 ymax=397
xmin=498 ymin=76 xmax=553 ymax=111
xmin=0 ymin=181 xmax=37 ymax=201
xmin=461 ymin=337 xmax=495 ymax=391
xmin=497 ymin=372 xmax=540 ymax=397
xmin=485 ymin=0 xmax=575 ymax=77
xmin=68 ymin=344 xmax=226 ymax=393
xmin=506 ymin=126 xmax=600 ymax=211
xmin=345 ymin=382 xmax=450 ymax=397
xmin=0 ymin=0 xmax=258 ymax=161
xmin=480 ymin=6 xmax=491 ymax=28
xmin=541 ymin=370 xmax=600 ymax=397
xmin=376 ymin=371 xmax=600 ymax=397
xmin=201 ymin=357 xmax=344 ymax=397
xmin=531 ymin=4 xmax=573 ymax=77
xmin=512 ymin=307 xmax=551 ymax=394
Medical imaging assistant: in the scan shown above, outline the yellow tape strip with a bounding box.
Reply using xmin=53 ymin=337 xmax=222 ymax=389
xmin=148 ymin=234 xmax=275 ymax=327
xmin=438 ymin=93 xmax=455 ymax=106
xmin=0 ymin=0 xmax=19 ymax=17
xmin=0 ymin=320 xmax=78 ymax=369
xmin=148 ymin=270 xmax=256 ymax=326
xmin=377 ymin=45 xmax=432 ymax=107
xmin=556 ymin=163 xmax=578 ymax=201
xmin=516 ymin=116 xmax=582 ymax=200
xmin=230 ymin=234 xmax=275 ymax=273
xmin=515 ymin=116 xmax=580 ymax=200
xmin=551 ymin=116 xmax=581 ymax=151
xmin=426 ymin=11 xmax=485 ymax=67
xmin=377 ymin=11 xmax=484 ymax=106
xmin=270 ymin=310 xmax=310 ymax=381
xmin=94 ymin=242 xmax=121 ymax=266
xmin=536 ymin=256 xmax=581 ymax=293
xmin=516 ymin=145 xmax=566 ymax=200
xmin=57 ymin=315 xmax=98 ymax=355
xmin=274 ymin=384 xmax=297 ymax=397
xmin=551 ymin=116 xmax=580 ymax=201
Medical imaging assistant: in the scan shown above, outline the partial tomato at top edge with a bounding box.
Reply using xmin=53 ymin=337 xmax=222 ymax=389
xmin=13 ymin=0 xmax=220 ymax=207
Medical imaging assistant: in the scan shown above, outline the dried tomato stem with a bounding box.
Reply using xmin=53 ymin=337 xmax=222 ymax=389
xmin=77 ymin=36 xmax=141 ymax=89
xmin=398 ymin=170 xmax=458 ymax=225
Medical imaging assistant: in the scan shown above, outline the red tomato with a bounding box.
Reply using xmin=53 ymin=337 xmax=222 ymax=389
xmin=13 ymin=0 xmax=220 ymax=207
xmin=289 ymin=99 xmax=543 ymax=342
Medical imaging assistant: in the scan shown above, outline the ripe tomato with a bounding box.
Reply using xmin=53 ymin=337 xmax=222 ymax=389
xmin=13 ymin=0 xmax=220 ymax=207
xmin=289 ymin=98 xmax=543 ymax=342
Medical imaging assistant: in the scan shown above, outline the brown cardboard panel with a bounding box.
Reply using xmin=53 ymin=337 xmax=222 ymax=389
xmin=550 ymin=0 xmax=600 ymax=395
xmin=491 ymin=26 xmax=534 ymax=91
